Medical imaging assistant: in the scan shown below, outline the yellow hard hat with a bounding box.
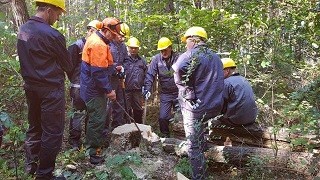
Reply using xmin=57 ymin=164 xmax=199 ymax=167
xmin=157 ymin=37 xmax=172 ymax=50
xmin=120 ymin=23 xmax=130 ymax=38
xmin=87 ymin=20 xmax=101 ymax=30
xmin=126 ymin=37 xmax=140 ymax=48
xmin=35 ymin=0 xmax=66 ymax=12
xmin=181 ymin=26 xmax=207 ymax=43
xmin=221 ymin=58 xmax=236 ymax=69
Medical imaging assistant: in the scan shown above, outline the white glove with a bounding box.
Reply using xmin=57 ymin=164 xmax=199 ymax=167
xmin=185 ymin=99 xmax=201 ymax=110
xmin=116 ymin=65 xmax=125 ymax=79
xmin=142 ymin=86 xmax=151 ymax=100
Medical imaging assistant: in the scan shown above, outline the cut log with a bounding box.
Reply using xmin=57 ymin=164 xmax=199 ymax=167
xmin=172 ymin=120 xmax=320 ymax=150
xmin=111 ymin=123 xmax=160 ymax=151
xmin=161 ymin=137 xmax=319 ymax=175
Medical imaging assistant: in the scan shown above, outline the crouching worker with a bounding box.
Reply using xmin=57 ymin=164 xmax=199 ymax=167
xmin=215 ymin=58 xmax=258 ymax=127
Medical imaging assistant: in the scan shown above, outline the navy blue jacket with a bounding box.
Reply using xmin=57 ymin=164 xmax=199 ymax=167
xmin=173 ymin=43 xmax=224 ymax=118
xmin=144 ymin=52 xmax=179 ymax=94
xmin=68 ymin=38 xmax=85 ymax=85
xmin=222 ymin=73 xmax=258 ymax=124
xmin=17 ymin=16 xmax=72 ymax=89
xmin=124 ymin=55 xmax=147 ymax=91
xmin=109 ymin=41 xmax=128 ymax=75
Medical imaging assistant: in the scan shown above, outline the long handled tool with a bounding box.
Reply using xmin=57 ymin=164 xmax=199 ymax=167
xmin=141 ymin=86 xmax=147 ymax=124
xmin=143 ymin=99 xmax=147 ymax=124
xmin=115 ymin=100 xmax=141 ymax=132
xmin=121 ymin=79 xmax=130 ymax=123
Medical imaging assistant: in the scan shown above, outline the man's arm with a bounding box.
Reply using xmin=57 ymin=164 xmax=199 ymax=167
xmin=54 ymin=34 xmax=73 ymax=74
xmin=144 ymin=56 xmax=158 ymax=92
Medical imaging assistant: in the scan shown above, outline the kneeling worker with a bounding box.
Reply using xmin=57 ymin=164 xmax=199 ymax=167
xmin=218 ymin=58 xmax=258 ymax=126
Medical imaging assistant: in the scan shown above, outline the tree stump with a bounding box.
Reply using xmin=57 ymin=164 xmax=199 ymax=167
xmin=111 ymin=123 xmax=160 ymax=152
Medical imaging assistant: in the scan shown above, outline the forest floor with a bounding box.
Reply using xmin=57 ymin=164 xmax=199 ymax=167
xmin=0 ymin=105 xmax=314 ymax=179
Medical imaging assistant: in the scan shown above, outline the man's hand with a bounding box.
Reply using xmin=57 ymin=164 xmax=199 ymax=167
xmin=116 ymin=65 xmax=125 ymax=79
xmin=142 ymin=86 xmax=151 ymax=100
xmin=106 ymin=90 xmax=116 ymax=101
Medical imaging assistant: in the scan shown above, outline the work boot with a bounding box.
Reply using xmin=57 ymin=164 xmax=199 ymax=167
xmin=25 ymin=162 xmax=38 ymax=175
xmin=90 ymin=155 xmax=105 ymax=165
xmin=52 ymin=175 xmax=67 ymax=180
xmin=89 ymin=148 xmax=104 ymax=165
xmin=70 ymin=142 xmax=80 ymax=151
xmin=159 ymin=132 xmax=170 ymax=138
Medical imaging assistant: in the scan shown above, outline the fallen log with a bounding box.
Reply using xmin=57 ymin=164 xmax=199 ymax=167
xmin=172 ymin=120 xmax=320 ymax=150
xmin=161 ymin=138 xmax=320 ymax=175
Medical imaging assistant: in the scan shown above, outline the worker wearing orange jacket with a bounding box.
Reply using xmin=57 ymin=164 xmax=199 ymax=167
xmin=80 ymin=17 xmax=121 ymax=165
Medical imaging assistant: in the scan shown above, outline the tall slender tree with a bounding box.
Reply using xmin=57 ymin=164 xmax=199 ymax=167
xmin=10 ymin=0 xmax=29 ymax=30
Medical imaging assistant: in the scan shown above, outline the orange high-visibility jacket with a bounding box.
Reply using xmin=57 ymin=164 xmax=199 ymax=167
xmin=80 ymin=32 xmax=114 ymax=102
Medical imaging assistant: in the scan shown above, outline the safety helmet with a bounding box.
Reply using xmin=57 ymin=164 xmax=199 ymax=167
xmin=87 ymin=20 xmax=101 ymax=30
xmin=101 ymin=17 xmax=122 ymax=35
xmin=35 ymin=0 xmax=66 ymax=12
xmin=181 ymin=26 xmax=207 ymax=43
xmin=120 ymin=23 xmax=130 ymax=38
xmin=126 ymin=37 xmax=140 ymax=48
xmin=221 ymin=58 xmax=236 ymax=69
xmin=157 ymin=37 xmax=172 ymax=50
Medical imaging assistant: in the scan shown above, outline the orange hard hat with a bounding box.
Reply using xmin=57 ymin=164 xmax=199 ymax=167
xmin=101 ymin=17 xmax=122 ymax=35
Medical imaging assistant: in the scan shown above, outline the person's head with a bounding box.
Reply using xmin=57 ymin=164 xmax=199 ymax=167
xmin=157 ymin=37 xmax=172 ymax=59
xmin=221 ymin=58 xmax=236 ymax=79
xmin=99 ymin=17 xmax=122 ymax=40
xmin=181 ymin=26 xmax=207 ymax=50
xmin=126 ymin=37 xmax=140 ymax=57
xmin=86 ymin=20 xmax=101 ymax=38
xmin=118 ymin=23 xmax=130 ymax=42
xmin=35 ymin=0 xmax=66 ymax=25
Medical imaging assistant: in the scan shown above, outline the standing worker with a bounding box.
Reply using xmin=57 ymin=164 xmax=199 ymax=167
xmin=217 ymin=58 xmax=258 ymax=126
xmin=17 ymin=0 xmax=72 ymax=179
xmin=124 ymin=37 xmax=147 ymax=124
xmin=107 ymin=22 xmax=130 ymax=129
xmin=172 ymin=26 xmax=224 ymax=179
xmin=143 ymin=37 xmax=179 ymax=137
xmin=67 ymin=20 xmax=100 ymax=150
xmin=80 ymin=17 xmax=121 ymax=165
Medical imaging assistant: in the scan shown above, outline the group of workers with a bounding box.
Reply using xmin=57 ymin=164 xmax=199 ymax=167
xmin=16 ymin=0 xmax=258 ymax=179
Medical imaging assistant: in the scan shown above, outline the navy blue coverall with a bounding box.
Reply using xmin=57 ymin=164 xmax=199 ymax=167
xmin=173 ymin=43 xmax=224 ymax=179
xmin=220 ymin=73 xmax=258 ymax=125
xmin=123 ymin=54 xmax=147 ymax=123
xmin=144 ymin=52 xmax=179 ymax=136
xmin=17 ymin=16 xmax=73 ymax=178
xmin=107 ymin=41 xmax=129 ymax=129
xmin=67 ymin=38 xmax=87 ymax=148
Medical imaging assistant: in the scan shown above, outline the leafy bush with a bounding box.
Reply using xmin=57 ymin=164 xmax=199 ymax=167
xmin=174 ymin=157 xmax=192 ymax=179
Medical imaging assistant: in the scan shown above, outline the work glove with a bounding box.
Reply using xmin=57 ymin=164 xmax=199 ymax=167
xmin=142 ymin=86 xmax=151 ymax=100
xmin=185 ymin=99 xmax=201 ymax=110
xmin=116 ymin=65 xmax=125 ymax=79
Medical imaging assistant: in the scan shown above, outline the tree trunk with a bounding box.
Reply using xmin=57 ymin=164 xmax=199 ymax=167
xmin=172 ymin=121 xmax=320 ymax=150
xmin=161 ymin=138 xmax=319 ymax=176
xmin=11 ymin=0 xmax=29 ymax=30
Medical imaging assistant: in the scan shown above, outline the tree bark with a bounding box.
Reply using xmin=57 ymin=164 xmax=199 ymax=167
xmin=161 ymin=138 xmax=319 ymax=176
xmin=172 ymin=121 xmax=320 ymax=150
xmin=11 ymin=0 xmax=29 ymax=30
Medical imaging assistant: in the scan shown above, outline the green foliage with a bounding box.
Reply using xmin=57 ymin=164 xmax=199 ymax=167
xmin=283 ymin=74 xmax=320 ymax=149
xmin=174 ymin=157 xmax=192 ymax=179
xmin=106 ymin=152 xmax=142 ymax=179
xmin=1 ymin=0 xmax=320 ymax=178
